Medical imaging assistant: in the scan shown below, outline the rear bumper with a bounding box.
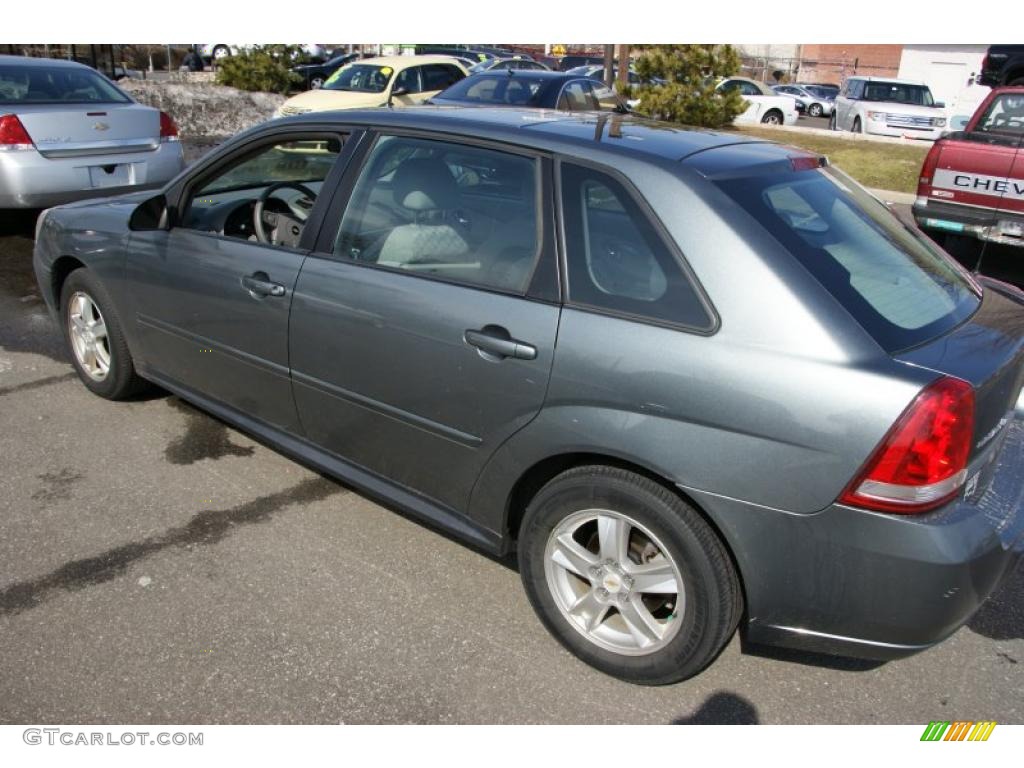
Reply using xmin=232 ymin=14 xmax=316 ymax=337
xmin=688 ymin=417 xmax=1024 ymax=661
xmin=0 ymin=142 xmax=184 ymax=209
xmin=914 ymin=198 xmax=1024 ymax=248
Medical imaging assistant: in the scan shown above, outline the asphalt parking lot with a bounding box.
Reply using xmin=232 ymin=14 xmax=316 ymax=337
xmin=1 ymin=191 xmax=1022 ymax=724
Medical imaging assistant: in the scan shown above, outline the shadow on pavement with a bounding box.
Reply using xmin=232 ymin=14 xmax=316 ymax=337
xmin=740 ymin=639 xmax=886 ymax=673
xmin=672 ymin=691 xmax=760 ymax=724
xmin=969 ymin=561 xmax=1024 ymax=643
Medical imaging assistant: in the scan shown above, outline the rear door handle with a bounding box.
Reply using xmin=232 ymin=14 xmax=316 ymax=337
xmin=241 ymin=272 xmax=286 ymax=298
xmin=465 ymin=326 xmax=537 ymax=361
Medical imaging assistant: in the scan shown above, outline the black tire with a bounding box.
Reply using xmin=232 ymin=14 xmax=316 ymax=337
xmin=518 ymin=466 xmax=742 ymax=685
xmin=60 ymin=268 xmax=148 ymax=400
xmin=760 ymin=109 xmax=783 ymax=125
xmin=829 ymin=111 xmax=837 ymax=130
xmin=212 ymin=45 xmax=230 ymax=60
xmin=808 ymin=103 xmax=823 ymax=118
xmin=1009 ymin=76 xmax=1024 ymax=87
xmin=310 ymin=76 xmax=325 ymax=89
xmin=852 ymin=116 xmax=863 ymax=133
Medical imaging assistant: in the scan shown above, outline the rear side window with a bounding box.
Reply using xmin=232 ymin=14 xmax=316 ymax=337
xmin=560 ymin=163 xmax=713 ymax=330
xmin=717 ymin=167 xmax=980 ymax=353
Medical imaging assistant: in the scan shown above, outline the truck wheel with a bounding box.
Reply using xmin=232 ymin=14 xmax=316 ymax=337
xmin=518 ymin=465 xmax=742 ymax=685
xmin=1010 ymin=76 xmax=1024 ymax=86
xmin=852 ymin=117 xmax=863 ymax=133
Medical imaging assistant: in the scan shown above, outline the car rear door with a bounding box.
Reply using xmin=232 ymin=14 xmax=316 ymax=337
xmin=126 ymin=130 xmax=353 ymax=433
xmin=287 ymin=131 xmax=560 ymax=516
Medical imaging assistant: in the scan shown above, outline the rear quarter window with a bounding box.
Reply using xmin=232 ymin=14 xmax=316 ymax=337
xmin=717 ymin=167 xmax=981 ymax=353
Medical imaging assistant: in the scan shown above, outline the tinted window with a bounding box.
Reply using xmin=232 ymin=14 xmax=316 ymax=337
xmin=862 ymin=81 xmax=934 ymax=106
xmin=439 ymin=73 xmax=548 ymax=106
xmin=333 ymin=135 xmax=541 ymax=294
xmin=717 ymin=167 xmax=980 ymax=353
xmin=846 ymin=79 xmax=864 ymax=99
xmin=0 ymin=64 xmax=129 ymax=104
xmin=560 ymin=163 xmax=712 ymax=330
xmin=421 ymin=63 xmax=463 ymax=91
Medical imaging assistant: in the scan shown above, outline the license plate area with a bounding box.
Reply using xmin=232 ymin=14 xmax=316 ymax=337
xmin=88 ymin=163 xmax=134 ymax=188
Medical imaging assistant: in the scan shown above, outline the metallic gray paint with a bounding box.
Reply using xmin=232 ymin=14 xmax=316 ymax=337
xmin=32 ymin=106 xmax=1024 ymax=664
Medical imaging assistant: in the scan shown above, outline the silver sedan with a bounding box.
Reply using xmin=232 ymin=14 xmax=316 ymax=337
xmin=0 ymin=55 xmax=185 ymax=208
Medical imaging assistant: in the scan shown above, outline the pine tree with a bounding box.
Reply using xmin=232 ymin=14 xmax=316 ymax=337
xmin=633 ymin=45 xmax=746 ymax=128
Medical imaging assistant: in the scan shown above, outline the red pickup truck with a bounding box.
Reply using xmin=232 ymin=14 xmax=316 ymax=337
xmin=914 ymin=87 xmax=1024 ymax=248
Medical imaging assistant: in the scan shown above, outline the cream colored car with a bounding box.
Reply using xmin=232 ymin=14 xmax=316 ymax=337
xmin=274 ymin=56 xmax=468 ymax=117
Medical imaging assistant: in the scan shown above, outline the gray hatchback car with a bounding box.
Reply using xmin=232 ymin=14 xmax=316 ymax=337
xmin=33 ymin=107 xmax=1024 ymax=685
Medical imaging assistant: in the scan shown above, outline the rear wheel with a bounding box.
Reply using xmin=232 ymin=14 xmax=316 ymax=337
xmin=518 ymin=466 xmax=742 ymax=685
xmin=212 ymin=45 xmax=231 ymax=60
xmin=808 ymin=102 xmax=823 ymax=118
xmin=61 ymin=269 xmax=148 ymax=400
xmin=761 ymin=109 xmax=783 ymax=125
xmin=310 ymin=75 xmax=325 ymax=89
xmin=1009 ymin=76 xmax=1024 ymax=87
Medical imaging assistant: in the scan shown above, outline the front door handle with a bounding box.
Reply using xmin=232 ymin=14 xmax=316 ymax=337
xmin=241 ymin=272 xmax=286 ymax=298
xmin=465 ymin=326 xmax=537 ymax=361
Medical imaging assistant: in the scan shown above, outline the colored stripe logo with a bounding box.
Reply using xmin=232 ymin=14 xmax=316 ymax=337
xmin=921 ymin=721 xmax=997 ymax=741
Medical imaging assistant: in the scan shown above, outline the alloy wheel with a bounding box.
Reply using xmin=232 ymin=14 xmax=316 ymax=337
xmin=67 ymin=291 xmax=111 ymax=381
xmin=544 ymin=509 xmax=685 ymax=656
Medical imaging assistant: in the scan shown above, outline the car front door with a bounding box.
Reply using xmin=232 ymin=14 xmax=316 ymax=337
xmin=126 ymin=131 xmax=351 ymax=432
xmin=288 ymin=132 xmax=560 ymax=517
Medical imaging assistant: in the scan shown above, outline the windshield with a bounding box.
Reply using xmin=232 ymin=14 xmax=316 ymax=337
xmin=323 ymin=63 xmax=393 ymax=93
xmin=717 ymin=166 xmax=980 ymax=353
xmin=862 ymin=82 xmax=935 ymax=106
xmin=975 ymin=92 xmax=1024 ymax=136
xmin=0 ymin=64 xmax=130 ymax=104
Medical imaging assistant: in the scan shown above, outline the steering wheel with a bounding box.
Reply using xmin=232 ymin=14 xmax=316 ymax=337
xmin=253 ymin=181 xmax=317 ymax=246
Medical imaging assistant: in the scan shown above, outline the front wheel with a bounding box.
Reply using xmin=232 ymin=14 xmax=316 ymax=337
xmin=852 ymin=116 xmax=863 ymax=133
xmin=518 ymin=466 xmax=742 ymax=685
xmin=61 ymin=269 xmax=148 ymax=400
xmin=761 ymin=109 xmax=783 ymax=125
xmin=829 ymin=111 xmax=837 ymax=130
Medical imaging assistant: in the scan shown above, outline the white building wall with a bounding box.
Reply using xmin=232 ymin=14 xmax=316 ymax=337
xmin=898 ymin=44 xmax=991 ymax=128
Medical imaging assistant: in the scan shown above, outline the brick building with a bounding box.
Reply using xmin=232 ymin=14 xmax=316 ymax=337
xmin=797 ymin=44 xmax=903 ymax=85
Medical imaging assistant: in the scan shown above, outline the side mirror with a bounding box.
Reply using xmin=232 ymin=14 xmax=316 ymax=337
xmin=934 ymin=101 xmax=946 ymax=109
xmin=129 ymin=193 xmax=171 ymax=231
xmin=387 ymin=85 xmax=408 ymax=108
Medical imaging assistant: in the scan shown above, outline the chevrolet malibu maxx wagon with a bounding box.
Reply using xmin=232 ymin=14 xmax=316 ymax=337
xmin=33 ymin=107 xmax=1024 ymax=685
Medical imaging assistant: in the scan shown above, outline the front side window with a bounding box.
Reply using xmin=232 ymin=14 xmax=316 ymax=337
xmin=182 ymin=136 xmax=342 ymax=247
xmin=422 ymin=64 xmax=463 ymax=91
xmin=333 ymin=135 xmax=541 ymax=294
xmin=393 ymin=66 xmax=424 ymax=94
xmin=0 ymin=65 xmax=130 ymax=104
xmin=717 ymin=166 xmax=980 ymax=353
xmin=560 ymin=163 xmax=713 ymax=330
xmin=323 ymin=64 xmax=393 ymax=93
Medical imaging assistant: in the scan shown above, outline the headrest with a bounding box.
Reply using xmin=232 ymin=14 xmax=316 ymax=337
xmin=392 ymin=157 xmax=458 ymax=211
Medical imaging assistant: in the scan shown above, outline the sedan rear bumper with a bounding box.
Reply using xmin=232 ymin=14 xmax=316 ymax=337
xmin=688 ymin=417 xmax=1024 ymax=661
xmin=0 ymin=141 xmax=184 ymax=209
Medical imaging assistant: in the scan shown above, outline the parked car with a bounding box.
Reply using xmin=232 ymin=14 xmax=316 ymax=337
xmin=199 ymin=43 xmax=328 ymax=64
xmin=772 ymin=84 xmax=834 ymax=117
xmin=716 ymin=77 xmax=799 ymax=125
xmin=274 ymin=56 xmax=467 ymax=117
xmin=413 ymin=45 xmax=496 ymax=64
xmin=291 ymin=52 xmax=360 ymax=90
xmin=568 ymin=65 xmax=646 ymax=88
xmin=558 ymin=55 xmax=605 ymax=72
xmin=33 ymin=106 xmax=1024 ymax=684
xmin=979 ymin=45 xmax=1024 ymax=87
xmin=0 ymin=55 xmax=184 ymax=209
xmin=914 ymin=87 xmax=1024 ymax=248
xmin=430 ymin=71 xmax=627 ymax=112
xmin=468 ymin=57 xmax=550 ymax=74
xmin=831 ymin=76 xmax=948 ymax=139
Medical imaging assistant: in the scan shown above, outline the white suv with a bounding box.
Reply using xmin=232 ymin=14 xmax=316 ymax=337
xmin=831 ymin=77 xmax=948 ymax=139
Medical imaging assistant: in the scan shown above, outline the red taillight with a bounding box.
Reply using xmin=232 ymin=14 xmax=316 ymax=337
xmin=0 ymin=113 xmax=33 ymax=149
xmin=918 ymin=141 xmax=942 ymax=189
xmin=159 ymin=111 xmax=179 ymax=142
xmin=839 ymin=377 xmax=975 ymax=514
xmin=790 ymin=154 xmax=826 ymax=172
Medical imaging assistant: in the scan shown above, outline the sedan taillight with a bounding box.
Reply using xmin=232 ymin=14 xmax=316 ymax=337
xmin=0 ymin=114 xmax=33 ymax=151
xmin=159 ymin=111 xmax=179 ymax=142
xmin=839 ymin=377 xmax=975 ymax=514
